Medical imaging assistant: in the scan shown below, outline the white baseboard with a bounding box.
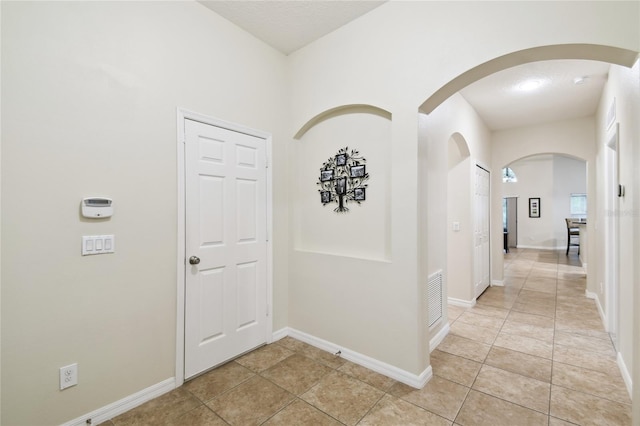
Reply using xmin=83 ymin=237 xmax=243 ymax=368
xmin=584 ymin=292 xmax=632 ymax=399
xmin=61 ymin=378 xmax=175 ymax=426
xmin=585 ymin=290 xmax=607 ymax=330
xmin=272 ymin=327 xmax=289 ymax=342
xmin=447 ymin=297 xmax=476 ymax=308
xmin=617 ymin=352 xmax=633 ymax=399
xmin=491 ymin=280 xmax=504 ymax=287
xmin=516 ymin=245 xmax=563 ymax=251
xmin=429 ymin=322 xmax=450 ymax=352
xmin=286 ymin=327 xmax=432 ymax=389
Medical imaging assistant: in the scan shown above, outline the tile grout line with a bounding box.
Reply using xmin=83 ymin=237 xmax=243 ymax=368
xmin=549 ymin=255 xmax=559 ymax=422
xmin=454 ymin=251 xmax=555 ymax=423
xmin=465 ymin=250 xmax=556 ymax=421
xmin=112 ymin=249 xmax=625 ymax=425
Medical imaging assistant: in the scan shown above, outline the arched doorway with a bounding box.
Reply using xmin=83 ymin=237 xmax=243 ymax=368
xmin=420 ymin=43 xmax=637 ymax=416
xmin=421 ymin=44 xmax=636 ymax=293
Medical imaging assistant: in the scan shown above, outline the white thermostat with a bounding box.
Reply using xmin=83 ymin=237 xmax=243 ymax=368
xmin=82 ymin=197 xmax=113 ymax=218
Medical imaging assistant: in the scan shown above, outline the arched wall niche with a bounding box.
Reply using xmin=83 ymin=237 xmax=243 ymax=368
xmin=420 ymin=44 xmax=639 ymax=114
xmin=502 ymin=152 xmax=587 ymax=170
xmin=294 ymin=104 xmax=392 ymax=140
xmin=293 ymin=103 xmax=392 ymax=261
xmin=448 ymin=132 xmax=471 ymax=169
xmin=446 ymin=132 xmax=474 ymax=302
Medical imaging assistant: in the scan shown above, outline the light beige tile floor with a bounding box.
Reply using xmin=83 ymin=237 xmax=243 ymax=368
xmin=103 ymin=249 xmax=632 ymax=425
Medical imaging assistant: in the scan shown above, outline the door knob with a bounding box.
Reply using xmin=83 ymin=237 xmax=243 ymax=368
xmin=189 ymin=256 xmax=200 ymax=265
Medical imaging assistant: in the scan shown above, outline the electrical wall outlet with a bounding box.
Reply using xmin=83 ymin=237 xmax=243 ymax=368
xmin=60 ymin=363 xmax=78 ymax=390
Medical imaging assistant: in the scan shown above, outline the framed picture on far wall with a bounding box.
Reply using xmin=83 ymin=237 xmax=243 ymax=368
xmin=529 ymin=197 xmax=540 ymax=218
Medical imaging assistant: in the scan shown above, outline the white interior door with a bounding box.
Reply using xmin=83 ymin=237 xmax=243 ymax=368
xmin=184 ymin=118 xmax=267 ymax=379
xmin=474 ymin=165 xmax=490 ymax=298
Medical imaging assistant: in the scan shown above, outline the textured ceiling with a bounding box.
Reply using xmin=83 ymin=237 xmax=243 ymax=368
xmin=198 ymin=2 xmax=612 ymax=130
xmin=199 ymin=0 xmax=386 ymax=55
xmin=460 ymin=60 xmax=611 ymax=130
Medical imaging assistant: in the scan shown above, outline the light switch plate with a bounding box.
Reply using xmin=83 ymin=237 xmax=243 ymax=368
xmin=82 ymin=235 xmax=115 ymax=256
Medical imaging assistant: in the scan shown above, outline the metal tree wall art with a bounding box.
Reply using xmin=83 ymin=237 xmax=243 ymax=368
xmin=317 ymin=147 xmax=369 ymax=213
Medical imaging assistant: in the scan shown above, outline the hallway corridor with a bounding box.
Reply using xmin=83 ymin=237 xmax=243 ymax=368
xmin=437 ymin=248 xmax=630 ymax=425
xmin=103 ymin=249 xmax=631 ymax=425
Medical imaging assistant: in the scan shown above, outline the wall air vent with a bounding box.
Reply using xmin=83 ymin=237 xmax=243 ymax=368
xmin=428 ymin=270 xmax=443 ymax=328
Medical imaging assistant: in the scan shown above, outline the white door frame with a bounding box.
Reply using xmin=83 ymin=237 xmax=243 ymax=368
xmin=175 ymin=108 xmax=273 ymax=386
xmin=605 ymin=123 xmax=619 ymax=343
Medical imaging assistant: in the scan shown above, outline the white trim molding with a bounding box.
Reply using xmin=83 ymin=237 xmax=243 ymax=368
xmin=617 ymin=352 xmax=633 ymax=399
xmin=272 ymin=327 xmax=289 ymax=342
xmin=516 ymin=245 xmax=565 ymax=251
xmin=585 ymin=290 xmax=607 ymax=330
xmin=429 ymin=322 xmax=450 ymax=352
xmin=60 ymin=378 xmax=175 ymax=426
xmin=491 ymin=279 xmax=504 ymax=287
xmin=279 ymin=327 xmax=432 ymax=389
xmin=448 ymin=297 xmax=476 ymax=308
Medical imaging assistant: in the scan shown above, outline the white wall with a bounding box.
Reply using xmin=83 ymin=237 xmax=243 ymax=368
xmin=552 ymin=155 xmax=588 ymax=235
xmin=595 ymin=60 xmax=640 ymax=395
xmin=2 ymin=1 xmax=639 ymax=424
xmin=288 ymin=0 xmax=637 ymax=380
xmin=447 ymin=141 xmax=472 ymax=302
xmin=503 ymin=155 xmax=586 ymax=249
xmin=0 ymin=3 xmax=3 ymax=417
xmin=505 ymin=156 xmax=555 ymax=249
xmin=288 ymin=107 xmax=406 ymax=369
xmin=421 ymin=94 xmax=491 ymax=310
xmin=1 ymin=2 xmax=288 ymax=424
xmin=632 ymin=59 xmax=640 ymax=425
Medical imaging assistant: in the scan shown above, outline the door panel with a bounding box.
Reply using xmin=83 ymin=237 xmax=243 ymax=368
xmin=184 ymin=119 xmax=267 ymax=379
xmin=237 ymin=179 xmax=258 ymax=242
xmin=236 ymin=262 xmax=258 ymax=328
xmin=199 ymin=267 xmax=225 ymax=342
xmin=199 ymin=176 xmax=225 ymax=245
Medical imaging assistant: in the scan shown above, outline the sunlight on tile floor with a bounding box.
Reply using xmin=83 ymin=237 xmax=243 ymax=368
xmin=102 ymin=249 xmax=631 ymax=425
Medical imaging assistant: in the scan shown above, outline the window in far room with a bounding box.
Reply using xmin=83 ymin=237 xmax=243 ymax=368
xmin=502 ymin=167 xmax=517 ymax=183
xmin=570 ymin=193 xmax=587 ymax=218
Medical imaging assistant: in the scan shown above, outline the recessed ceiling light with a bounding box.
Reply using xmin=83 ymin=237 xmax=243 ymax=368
xmin=516 ymin=79 xmax=545 ymax=92
xmin=573 ymin=76 xmax=590 ymax=85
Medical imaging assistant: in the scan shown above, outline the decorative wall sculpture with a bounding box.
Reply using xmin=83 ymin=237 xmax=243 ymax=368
xmin=317 ymin=147 xmax=369 ymax=213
